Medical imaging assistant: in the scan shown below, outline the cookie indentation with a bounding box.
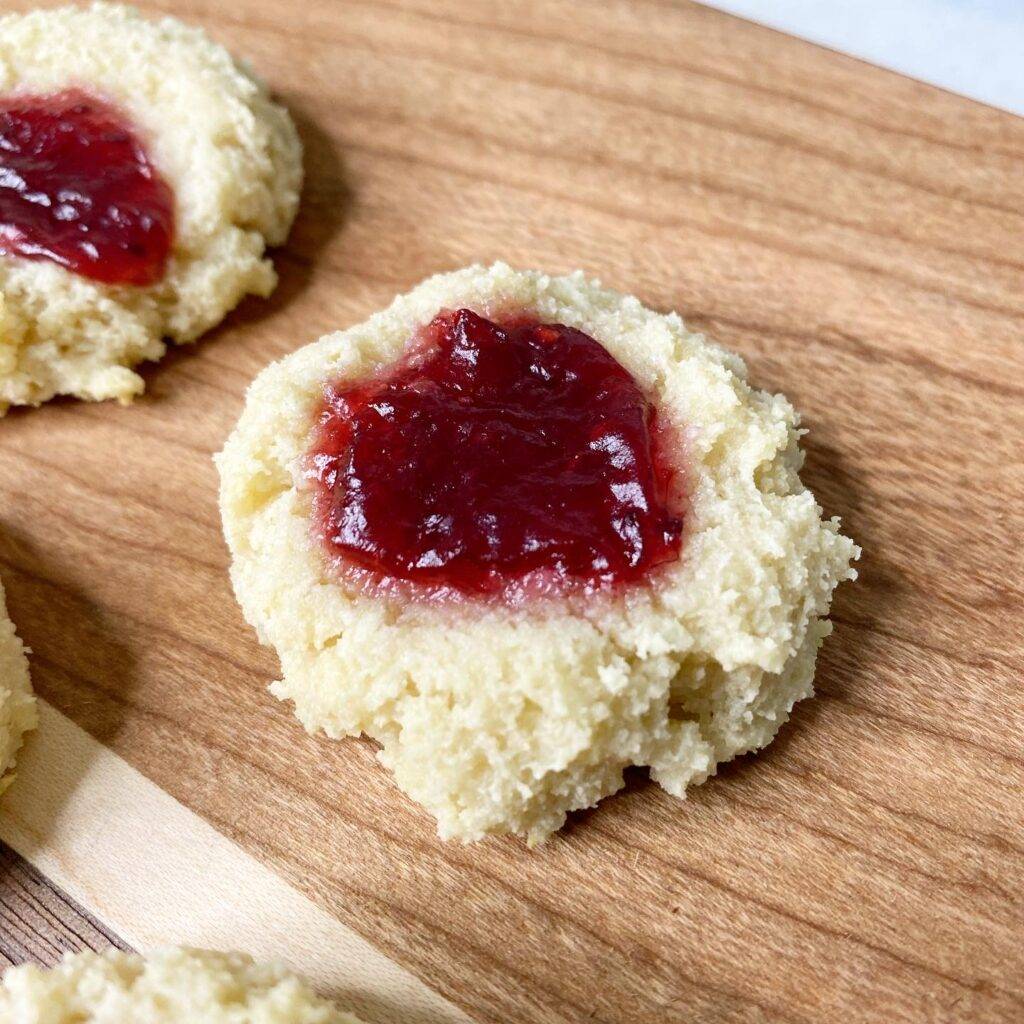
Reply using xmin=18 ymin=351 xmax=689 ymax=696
xmin=0 ymin=89 xmax=173 ymax=286
xmin=310 ymin=308 xmax=684 ymax=601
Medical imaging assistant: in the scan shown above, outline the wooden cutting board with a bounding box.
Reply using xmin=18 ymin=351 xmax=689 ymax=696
xmin=1 ymin=1 xmax=1023 ymax=1021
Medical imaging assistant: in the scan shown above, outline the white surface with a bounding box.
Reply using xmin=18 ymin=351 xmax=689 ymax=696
xmin=711 ymin=0 xmax=1024 ymax=115
xmin=0 ymin=701 xmax=469 ymax=1024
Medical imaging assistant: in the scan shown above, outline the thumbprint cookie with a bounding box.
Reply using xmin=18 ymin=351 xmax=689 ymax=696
xmin=0 ymin=3 xmax=302 ymax=413
xmin=217 ymin=264 xmax=858 ymax=844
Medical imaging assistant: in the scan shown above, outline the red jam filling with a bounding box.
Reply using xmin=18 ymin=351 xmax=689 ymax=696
xmin=0 ymin=89 xmax=173 ymax=286
xmin=310 ymin=309 xmax=684 ymax=602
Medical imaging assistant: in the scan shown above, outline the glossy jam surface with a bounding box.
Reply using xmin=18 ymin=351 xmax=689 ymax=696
xmin=310 ymin=308 xmax=684 ymax=602
xmin=0 ymin=89 xmax=173 ymax=285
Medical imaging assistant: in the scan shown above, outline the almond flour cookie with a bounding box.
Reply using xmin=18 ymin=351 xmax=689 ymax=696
xmin=217 ymin=264 xmax=858 ymax=844
xmin=0 ymin=948 xmax=363 ymax=1023
xmin=0 ymin=3 xmax=302 ymax=413
xmin=0 ymin=574 xmax=35 ymax=793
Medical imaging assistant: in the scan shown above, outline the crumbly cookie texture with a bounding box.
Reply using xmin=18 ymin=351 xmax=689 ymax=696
xmin=0 ymin=2 xmax=303 ymax=414
xmin=0 ymin=575 xmax=36 ymax=794
xmin=217 ymin=263 xmax=858 ymax=844
xmin=0 ymin=948 xmax=363 ymax=1024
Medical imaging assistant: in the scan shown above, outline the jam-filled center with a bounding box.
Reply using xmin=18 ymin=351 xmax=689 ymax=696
xmin=0 ymin=89 xmax=173 ymax=286
xmin=309 ymin=308 xmax=684 ymax=601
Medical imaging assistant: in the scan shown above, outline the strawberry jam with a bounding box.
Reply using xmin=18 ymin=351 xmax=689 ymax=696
xmin=0 ymin=89 xmax=173 ymax=285
xmin=309 ymin=308 xmax=684 ymax=602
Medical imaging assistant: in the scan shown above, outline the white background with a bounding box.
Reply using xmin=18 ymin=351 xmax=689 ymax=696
xmin=710 ymin=0 xmax=1024 ymax=115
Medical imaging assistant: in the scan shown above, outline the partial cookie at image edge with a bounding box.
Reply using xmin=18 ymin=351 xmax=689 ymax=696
xmin=0 ymin=2 xmax=303 ymax=413
xmin=0 ymin=575 xmax=36 ymax=794
xmin=0 ymin=947 xmax=364 ymax=1023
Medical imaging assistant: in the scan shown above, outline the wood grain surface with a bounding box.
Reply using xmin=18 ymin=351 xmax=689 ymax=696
xmin=1 ymin=2 xmax=1022 ymax=1022
xmin=0 ymin=843 xmax=127 ymax=969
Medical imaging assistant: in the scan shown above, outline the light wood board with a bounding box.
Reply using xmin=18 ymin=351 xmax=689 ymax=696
xmin=1 ymin=1 xmax=1023 ymax=1022
xmin=0 ymin=701 xmax=470 ymax=1024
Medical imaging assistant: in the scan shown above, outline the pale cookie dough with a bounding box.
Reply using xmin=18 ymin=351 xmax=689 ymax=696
xmin=0 ymin=575 xmax=36 ymax=794
xmin=217 ymin=264 xmax=858 ymax=844
xmin=0 ymin=948 xmax=363 ymax=1023
xmin=0 ymin=3 xmax=303 ymax=413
